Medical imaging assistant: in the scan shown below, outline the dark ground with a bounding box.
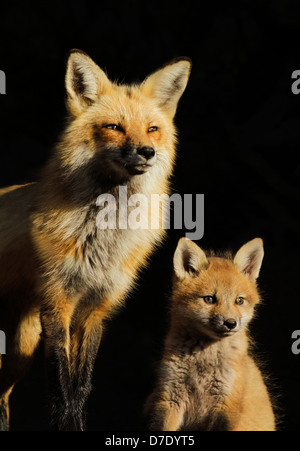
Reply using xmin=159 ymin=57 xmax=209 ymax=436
xmin=0 ymin=0 xmax=299 ymax=431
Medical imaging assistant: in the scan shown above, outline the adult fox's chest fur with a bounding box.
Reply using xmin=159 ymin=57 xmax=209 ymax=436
xmin=31 ymin=176 xmax=166 ymax=308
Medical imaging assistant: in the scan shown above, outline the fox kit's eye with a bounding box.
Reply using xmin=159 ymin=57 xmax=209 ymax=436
xmin=103 ymin=124 xmax=124 ymax=132
xmin=148 ymin=126 xmax=158 ymax=133
xmin=235 ymin=297 xmax=245 ymax=305
xmin=203 ymin=296 xmax=216 ymax=305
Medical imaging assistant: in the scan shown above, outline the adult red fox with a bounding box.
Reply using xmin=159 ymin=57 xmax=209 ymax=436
xmin=0 ymin=50 xmax=191 ymax=430
xmin=146 ymin=238 xmax=276 ymax=431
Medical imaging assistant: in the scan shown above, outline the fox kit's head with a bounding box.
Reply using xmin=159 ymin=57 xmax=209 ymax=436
xmin=171 ymin=238 xmax=264 ymax=340
xmin=61 ymin=50 xmax=191 ymax=185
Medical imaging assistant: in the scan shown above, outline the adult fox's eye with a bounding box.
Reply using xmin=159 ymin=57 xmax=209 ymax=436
xmin=203 ymin=296 xmax=216 ymax=305
xmin=103 ymin=124 xmax=124 ymax=132
xmin=148 ymin=126 xmax=158 ymax=133
xmin=235 ymin=297 xmax=245 ymax=305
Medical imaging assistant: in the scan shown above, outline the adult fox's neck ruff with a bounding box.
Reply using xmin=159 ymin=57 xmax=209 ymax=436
xmin=0 ymin=50 xmax=191 ymax=431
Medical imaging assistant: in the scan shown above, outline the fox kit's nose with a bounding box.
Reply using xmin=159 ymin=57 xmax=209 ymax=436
xmin=224 ymin=319 xmax=237 ymax=330
xmin=137 ymin=146 xmax=156 ymax=160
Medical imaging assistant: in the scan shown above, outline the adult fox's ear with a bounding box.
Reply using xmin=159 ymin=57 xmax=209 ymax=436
xmin=141 ymin=57 xmax=192 ymax=118
xmin=234 ymin=238 xmax=264 ymax=281
xmin=174 ymin=237 xmax=208 ymax=280
xmin=65 ymin=49 xmax=111 ymax=116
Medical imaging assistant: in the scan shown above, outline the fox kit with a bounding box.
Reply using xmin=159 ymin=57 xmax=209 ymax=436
xmin=0 ymin=50 xmax=191 ymax=430
xmin=146 ymin=238 xmax=276 ymax=431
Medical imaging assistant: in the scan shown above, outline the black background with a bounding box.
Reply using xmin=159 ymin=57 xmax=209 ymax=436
xmin=0 ymin=0 xmax=299 ymax=431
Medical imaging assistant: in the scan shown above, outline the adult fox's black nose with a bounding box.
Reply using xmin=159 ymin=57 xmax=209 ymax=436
xmin=224 ymin=318 xmax=237 ymax=330
xmin=137 ymin=146 xmax=156 ymax=160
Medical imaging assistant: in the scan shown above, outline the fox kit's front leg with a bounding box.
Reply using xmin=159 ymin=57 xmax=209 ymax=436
xmin=148 ymin=399 xmax=185 ymax=431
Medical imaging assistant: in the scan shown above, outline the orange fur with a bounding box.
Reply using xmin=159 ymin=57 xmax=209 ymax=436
xmin=147 ymin=238 xmax=276 ymax=431
xmin=0 ymin=51 xmax=191 ymax=430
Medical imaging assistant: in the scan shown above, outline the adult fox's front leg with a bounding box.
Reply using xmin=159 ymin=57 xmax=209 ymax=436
xmin=41 ymin=287 xmax=78 ymax=431
xmin=69 ymin=303 xmax=106 ymax=430
xmin=42 ymin=290 xmax=108 ymax=431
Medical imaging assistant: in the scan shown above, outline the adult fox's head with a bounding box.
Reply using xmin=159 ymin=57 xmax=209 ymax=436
xmin=171 ymin=238 xmax=264 ymax=340
xmin=58 ymin=50 xmax=191 ymax=187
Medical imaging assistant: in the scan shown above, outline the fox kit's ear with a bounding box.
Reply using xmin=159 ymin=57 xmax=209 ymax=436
xmin=234 ymin=238 xmax=264 ymax=281
xmin=141 ymin=57 xmax=192 ymax=118
xmin=174 ymin=238 xmax=208 ymax=280
xmin=65 ymin=49 xmax=111 ymax=116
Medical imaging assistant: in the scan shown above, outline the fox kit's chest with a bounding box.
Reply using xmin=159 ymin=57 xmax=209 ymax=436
xmin=187 ymin=349 xmax=234 ymax=426
xmin=164 ymin=341 xmax=235 ymax=430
